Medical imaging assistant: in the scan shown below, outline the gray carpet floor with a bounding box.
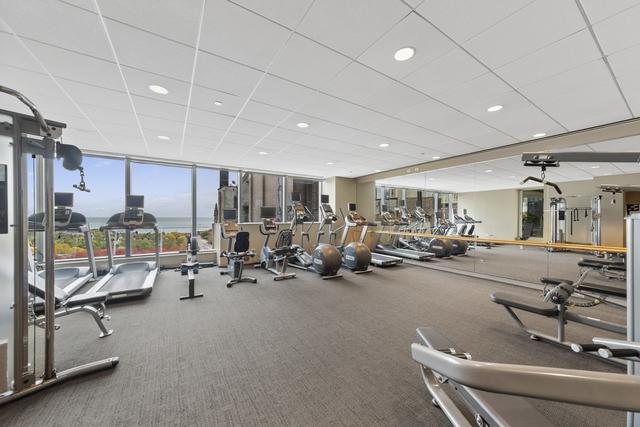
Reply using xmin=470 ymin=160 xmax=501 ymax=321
xmin=0 ymin=263 xmax=628 ymax=427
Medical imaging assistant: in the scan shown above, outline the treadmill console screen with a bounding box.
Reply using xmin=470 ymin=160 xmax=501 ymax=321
xmin=291 ymin=192 xmax=301 ymax=202
xmin=127 ymin=195 xmax=145 ymax=208
xmin=124 ymin=195 xmax=145 ymax=225
xmin=321 ymin=194 xmax=329 ymax=203
xmin=54 ymin=192 xmax=74 ymax=227
xmin=223 ymin=209 xmax=237 ymax=221
xmin=322 ymin=204 xmax=333 ymax=212
xmin=348 ymin=203 xmax=357 ymax=211
xmin=55 ymin=192 xmax=74 ymax=207
xmin=260 ymin=206 xmax=277 ymax=219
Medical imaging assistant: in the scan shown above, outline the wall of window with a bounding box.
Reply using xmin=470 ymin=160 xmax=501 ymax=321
xmin=240 ymin=172 xmax=284 ymax=222
xmin=54 ymin=156 xmax=125 ymax=259
xmin=52 ymin=153 xmax=318 ymax=261
xmin=196 ymin=168 xmax=238 ymax=249
xmin=285 ymin=177 xmax=320 ymax=221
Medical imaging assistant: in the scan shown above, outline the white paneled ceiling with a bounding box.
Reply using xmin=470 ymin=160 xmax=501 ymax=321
xmin=379 ymin=135 xmax=640 ymax=193
xmin=0 ymin=0 xmax=639 ymax=178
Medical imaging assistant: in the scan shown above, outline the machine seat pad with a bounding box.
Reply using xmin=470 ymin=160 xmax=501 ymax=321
xmin=490 ymin=292 xmax=558 ymax=317
xmin=66 ymin=291 xmax=109 ymax=307
xmin=540 ymin=277 xmax=572 ymax=286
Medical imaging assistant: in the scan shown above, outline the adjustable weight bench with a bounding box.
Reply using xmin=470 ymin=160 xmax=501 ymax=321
xmin=540 ymin=277 xmax=625 ymax=299
xmin=30 ymin=277 xmax=113 ymax=338
xmin=490 ymin=290 xmax=625 ymax=363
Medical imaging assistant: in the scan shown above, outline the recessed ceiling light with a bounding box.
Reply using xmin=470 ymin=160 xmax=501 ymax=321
xmin=533 ymin=132 xmax=547 ymax=138
xmin=379 ymin=143 xmax=389 ymax=148
xmin=214 ymin=101 xmax=223 ymax=106
xmin=375 ymin=169 xmax=381 ymax=172
xmin=432 ymin=156 xmax=441 ymax=160
xmin=297 ymin=122 xmax=309 ymax=128
xmin=394 ymin=47 xmax=415 ymax=61
xmin=157 ymin=135 xmax=170 ymax=140
xmin=487 ymin=105 xmax=503 ymax=112
xmin=148 ymin=85 xmax=168 ymax=95
xmin=258 ymin=151 xmax=267 ymax=155
xmin=591 ymin=165 xmax=600 ymax=169
xmin=484 ymin=169 xmax=493 ymax=173
xmin=327 ymin=162 xmax=334 ymax=165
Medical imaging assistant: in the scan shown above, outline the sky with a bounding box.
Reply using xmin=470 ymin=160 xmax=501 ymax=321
xmin=54 ymin=155 xmax=235 ymax=218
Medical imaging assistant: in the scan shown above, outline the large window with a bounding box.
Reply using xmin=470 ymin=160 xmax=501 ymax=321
xmin=196 ymin=168 xmax=238 ymax=249
xmin=131 ymin=162 xmax=191 ymax=254
xmin=520 ymin=189 xmax=544 ymax=239
xmin=54 ymin=156 xmax=125 ymax=259
xmin=285 ymin=177 xmax=319 ymax=221
xmin=240 ymin=172 xmax=284 ymax=222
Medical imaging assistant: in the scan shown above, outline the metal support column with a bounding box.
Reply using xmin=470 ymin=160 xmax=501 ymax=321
xmin=124 ymin=158 xmax=131 ymax=257
xmin=12 ymin=134 xmax=30 ymax=392
xmin=628 ymin=213 xmax=640 ymax=427
xmin=43 ymin=156 xmax=55 ymax=379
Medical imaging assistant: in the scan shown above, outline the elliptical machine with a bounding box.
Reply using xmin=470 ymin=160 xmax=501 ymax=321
xmin=433 ymin=211 xmax=468 ymax=256
xmin=318 ymin=197 xmax=372 ymax=274
xmin=410 ymin=206 xmax=453 ymax=258
xmin=287 ymin=192 xmax=342 ymax=279
xmin=257 ymin=206 xmax=296 ymax=281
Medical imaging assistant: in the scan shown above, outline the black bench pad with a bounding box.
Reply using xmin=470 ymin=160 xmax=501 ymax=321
xmin=66 ymin=292 xmax=109 ymax=307
xmin=490 ymin=292 xmax=558 ymax=317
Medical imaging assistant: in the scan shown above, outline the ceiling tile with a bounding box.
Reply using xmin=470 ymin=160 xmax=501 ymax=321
xmin=402 ymin=48 xmax=487 ymax=96
xmin=463 ymin=0 xmax=585 ymax=69
xmin=358 ymin=12 xmax=455 ymax=80
xmin=519 ymin=60 xmax=631 ymax=130
xmin=580 ymin=0 xmax=640 ymax=24
xmin=23 ymin=39 xmax=123 ymax=91
xmin=252 ymin=74 xmax=317 ymax=111
xmin=230 ymin=0 xmax=314 ymax=28
xmin=416 ymin=0 xmax=534 ymax=43
xmin=0 ymin=0 xmax=112 ymax=59
xmin=98 ymin=0 xmax=202 ymax=46
xmin=131 ymin=95 xmax=186 ymax=121
xmin=199 ymin=0 xmax=291 ymax=70
xmin=238 ymin=101 xmax=290 ymax=125
xmin=122 ymin=67 xmax=190 ymax=104
xmin=433 ymin=72 xmax=512 ymax=115
xmin=323 ymin=62 xmax=393 ymax=105
xmin=269 ymin=34 xmax=351 ymax=89
xmin=187 ymin=108 xmax=234 ymax=130
xmin=361 ymin=81 xmax=427 ymax=116
xmin=297 ymin=0 xmax=410 ymax=58
xmin=495 ymin=29 xmax=602 ymax=88
xmin=106 ymin=20 xmax=195 ymax=81
xmin=0 ymin=32 xmax=42 ymax=71
xmin=194 ymin=51 xmax=264 ymax=97
xmin=603 ymin=44 xmax=640 ymax=115
xmin=592 ymin=3 xmax=640 ymax=54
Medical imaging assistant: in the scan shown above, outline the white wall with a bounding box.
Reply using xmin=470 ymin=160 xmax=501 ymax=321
xmin=458 ymin=189 xmax=520 ymax=240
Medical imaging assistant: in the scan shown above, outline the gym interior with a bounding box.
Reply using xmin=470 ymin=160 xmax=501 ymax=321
xmin=1 ymin=1 xmax=640 ymax=426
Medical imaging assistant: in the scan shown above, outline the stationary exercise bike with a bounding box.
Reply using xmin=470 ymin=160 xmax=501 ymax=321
xmin=219 ymin=208 xmax=257 ymax=288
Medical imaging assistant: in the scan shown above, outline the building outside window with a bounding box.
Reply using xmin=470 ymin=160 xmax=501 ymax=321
xmin=240 ymin=172 xmax=284 ymax=222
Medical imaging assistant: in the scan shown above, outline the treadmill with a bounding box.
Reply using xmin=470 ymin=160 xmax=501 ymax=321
xmin=341 ymin=203 xmax=403 ymax=267
xmin=28 ymin=192 xmax=97 ymax=295
xmin=87 ymin=195 xmax=159 ymax=300
xmin=374 ymin=206 xmax=434 ymax=261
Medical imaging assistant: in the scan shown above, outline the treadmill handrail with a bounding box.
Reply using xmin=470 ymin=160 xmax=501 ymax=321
xmin=411 ymin=343 xmax=640 ymax=412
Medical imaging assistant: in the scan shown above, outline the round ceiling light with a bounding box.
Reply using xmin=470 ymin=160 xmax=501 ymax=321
xmin=297 ymin=122 xmax=309 ymax=129
xmin=487 ymin=105 xmax=503 ymax=112
xmin=394 ymin=47 xmax=415 ymax=61
xmin=533 ymin=132 xmax=547 ymax=138
xmin=379 ymin=143 xmax=389 ymax=148
xmin=148 ymin=85 xmax=169 ymax=95
xmin=157 ymin=135 xmax=170 ymax=140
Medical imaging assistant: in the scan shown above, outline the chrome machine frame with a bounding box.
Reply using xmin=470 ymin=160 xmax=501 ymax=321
xmin=0 ymin=87 xmax=118 ymax=405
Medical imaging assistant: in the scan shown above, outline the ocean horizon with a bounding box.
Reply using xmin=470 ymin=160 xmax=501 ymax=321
xmin=87 ymin=217 xmax=212 ymax=233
